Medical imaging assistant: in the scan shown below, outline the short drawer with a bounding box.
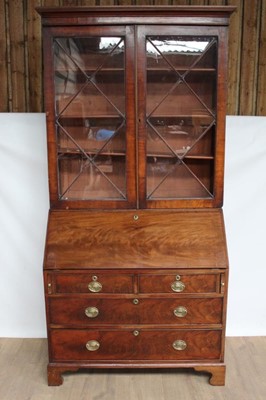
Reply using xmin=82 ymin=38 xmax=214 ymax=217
xmin=48 ymin=297 xmax=223 ymax=326
xmin=139 ymin=272 xmax=221 ymax=294
xmin=50 ymin=329 xmax=222 ymax=361
xmin=52 ymin=273 xmax=134 ymax=294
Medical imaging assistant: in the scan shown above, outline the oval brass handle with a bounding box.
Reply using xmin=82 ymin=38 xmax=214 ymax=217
xmin=173 ymin=340 xmax=187 ymax=351
xmin=86 ymin=340 xmax=100 ymax=352
xmin=85 ymin=306 xmax=99 ymax=318
xmin=171 ymin=281 xmax=185 ymax=292
xmin=173 ymin=306 xmax=187 ymax=318
xmin=88 ymin=281 xmax=102 ymax=293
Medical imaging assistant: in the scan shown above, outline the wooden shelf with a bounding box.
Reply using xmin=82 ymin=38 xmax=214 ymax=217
xmin=55 ymin=67 xmax=215 ymax=74
xmin=57 ymin=115 xmax=124 ymax=120
xmin=147 ymin=67 xmax=216 ymax=73
xmin=56 ymin=114 xmax=214 ymax=121
xmin=57 ymin=149 xmax=213 ymax=161
xmin=58 ymin=149 xmax=126 ymax=158
xmin=55 ymin=67 xmax=124 ymax=73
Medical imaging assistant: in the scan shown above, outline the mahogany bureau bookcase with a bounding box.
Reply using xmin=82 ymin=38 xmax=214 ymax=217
xmin=37 ymin=6 xmax=235 ymax=386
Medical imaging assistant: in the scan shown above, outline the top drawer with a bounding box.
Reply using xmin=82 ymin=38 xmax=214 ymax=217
xmin=52 ymin=272 xmax=134 ymax=294
xmin=139 ymin=272 xmax=221 ymax=294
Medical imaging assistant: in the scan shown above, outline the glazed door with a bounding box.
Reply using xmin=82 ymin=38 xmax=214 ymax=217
xmin=44 ymin=26 xmax=136 ymax=209
xmin=137 ymin=26 xmax=227 ymax=208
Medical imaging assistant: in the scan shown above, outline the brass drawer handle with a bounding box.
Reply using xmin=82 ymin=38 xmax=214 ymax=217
xmin=133 ymin=298 xmax=139 ymax=305
xmin=85 ymin=306 xmax=99 ymax=318
xmin=133 ymin=330 xmax=140 ymax=336
xmin=171 ymin=281 xmax=185 ymax=292
xmin=173 ymin=340 xmax=187 ymax=351
xmin=173 ymin=306 xmax=187 ymax=318
xmin=86 ymin=340 xmax=100 ymax=352
xmin=88 ymin=276 xmax=102 ymax=293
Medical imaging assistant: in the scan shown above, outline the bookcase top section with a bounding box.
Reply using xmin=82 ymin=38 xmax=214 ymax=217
xmin=37 ymin=6 xmax=236 ymax=26
xmin=44 ymin=209 xmax=228 ymax=270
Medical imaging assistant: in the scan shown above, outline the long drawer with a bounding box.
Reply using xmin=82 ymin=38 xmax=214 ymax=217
xmin=50 ymin=329 xmax=222 ymax=361
xmin=48 ymin=297 xmax=223 ymax=326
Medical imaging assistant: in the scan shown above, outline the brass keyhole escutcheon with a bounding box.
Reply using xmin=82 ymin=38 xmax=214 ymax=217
xmin=173 ymin=306 xmax=188 ymax=318
xmin=86 ymin=340 xmax=100 ymax=352
xmin=173 ymin=340 xmax=187 ymax=351
xmin=88 ymin=276 xmax=102 ymax=293
xmin=85 ymin=306 xmax=99 ymax=318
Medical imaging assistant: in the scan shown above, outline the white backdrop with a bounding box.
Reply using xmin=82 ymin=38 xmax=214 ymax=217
xmin=0 ymin=114 xmax=265 ymax=337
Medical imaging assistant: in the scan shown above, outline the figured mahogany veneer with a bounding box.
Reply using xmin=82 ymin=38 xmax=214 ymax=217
xmin=50 ymin=329 xmax=222 ymax=361
xmin=48 ymin=296 xmax=223 ymax=326
xmin=43 ymin=209 xmax=228 ymax=386
xmin=44 ymin=209 xmax=228 ymax=270
xmin=38 ymin=5 xmax=234 ymax=387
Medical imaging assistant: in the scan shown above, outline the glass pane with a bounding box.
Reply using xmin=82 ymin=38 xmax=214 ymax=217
xmin=58 ymin=156 xmax=126 ymax=201
xmin=53 ymin=36 xmax=126 ymax=201
xmin=146 ymin=36 xmax=217 ymax=200
xmin=147 ymin=158 xmax=213 ymax=199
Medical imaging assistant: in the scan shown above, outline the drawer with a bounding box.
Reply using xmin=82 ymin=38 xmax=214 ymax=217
xmin=52 ymin=273 xmax=134 ymax=294
xmin=139 ymin=272 xmax=221 ymax=294
xmin=48 ymin=297 xmax=223 ymax=326
xmin=50 ymin=329 xmax=222 ymax=361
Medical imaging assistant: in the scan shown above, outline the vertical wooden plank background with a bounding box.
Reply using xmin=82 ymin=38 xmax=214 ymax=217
xmin=0 ymin=0 xmax=9 ymax=111
xmin=0 ymin=0 xmax=265 ymax=115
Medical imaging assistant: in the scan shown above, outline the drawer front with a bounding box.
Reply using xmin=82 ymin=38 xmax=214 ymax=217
xmin=48 ymin=297 xmax=223 ymax=326
xmin=50 ymin=329 xmax=222 ymax=361
xmin=139 ymin=273 xmax=220 ymax=294
xmin=53 ymin=273 xmax=134 ymax=294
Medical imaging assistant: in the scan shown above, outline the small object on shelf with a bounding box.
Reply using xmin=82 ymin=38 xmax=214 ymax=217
xmin=95 ymin=129 xmax=115 ymax=141
xmin=168 ymin=120 xmax=188 ymax=135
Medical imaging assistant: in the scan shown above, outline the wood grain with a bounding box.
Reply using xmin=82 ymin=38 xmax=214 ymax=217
xmin=49 ymin=328 xmax=222 ymax=361
xmin=48 ymin=296 xmax=223 ymax=325
xmin=0 ymin=337 xmax=265 ymax=398
xmin=257 ymin=0 xmax=266 ymax=115
xmin=27 ymin=0 xmax=43 ymax=112
xmin=44 ymin=209 xmax=228 ymax=269
xmin=239 ymin=0 xmax=261 ymax=115
xmin=1 ymin=1 xmax=266 ymax=114
xmin=0 ymin=1 xmax=9 ymax=111
xmin=8 ymin=0 xmax=27 ymax=112
xmin=227 ymin=0 xmax=243 ymax=115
